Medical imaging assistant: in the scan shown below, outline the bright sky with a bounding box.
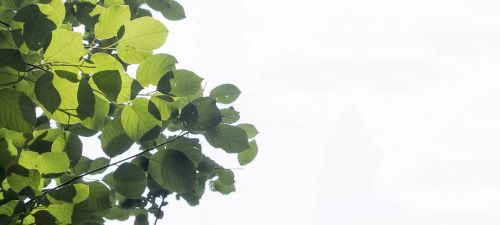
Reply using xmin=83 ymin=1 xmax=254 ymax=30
xmin=95 ymin=0 xmax=500 ymax=224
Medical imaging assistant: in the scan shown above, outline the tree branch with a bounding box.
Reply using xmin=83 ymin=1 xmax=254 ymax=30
xmin=43 ymin=131 xmax=189 ymax=195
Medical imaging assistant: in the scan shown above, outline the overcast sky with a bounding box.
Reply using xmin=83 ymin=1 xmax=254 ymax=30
xmin=98 ymin=0 xmax=500 ymax=224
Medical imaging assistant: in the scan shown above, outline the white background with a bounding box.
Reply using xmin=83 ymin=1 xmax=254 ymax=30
xmin=101 ymin=0 xmax=500 ymax=224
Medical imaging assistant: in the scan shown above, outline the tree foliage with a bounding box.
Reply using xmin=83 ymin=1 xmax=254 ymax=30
xmin=0 ymin=0 xmax=259 ymax=224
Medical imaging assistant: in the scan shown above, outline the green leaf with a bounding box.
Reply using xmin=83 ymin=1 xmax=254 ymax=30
xmin=180 ymin=97 xmax=221 ymax=132
xmin=217 ymin=169 xmax=235 ymax=185
xmin=95 ymin=5 xmax=130 ymax=39
xmin=238 ymin=140 xmax=258 ymax=165
xmin=210 ymin=84 xmax=241 ymax=104
xmin=103 ymin=0 xmax=125 ymax=7
xmin=72 ymin=182 xmax=111 ymax=223
xmin=0 ymin=7 xmax=14 ymax=29
xmin=0 ymin=88 xmax=36 ymax=133
xmin=220 ymin=107 xmax=240 ymax=124
xmin=73 ymin=156 xmax=91 ymax=175
xmin=149 ymin=149 xmax=196 ymax=193
xmin=116 ymin=44 xmax=153 ymax=64
xmin=90 ymin=53 xmax=124 ymax=72
xmin=117 ymin=16 xmax=168 ymax=51
xmin=204 ymin=124 xmax=250 ymax=153
xmin=37 ymin=71 xmax=81 ymax=124
xmin=101 ymin=115 xmax=134 ymax=158
xmin=6 ymin=164 xmax=41 ymax=192
xmin=81 ymin=94 xmax=110 ymax=131
xmin=19 ymin=151 xmax=70 ymax=174
xmin=51 ymin=131 xmax=83 ymax=167
xmin=237 ymin=123 xmax=259 ymax=139
xmin=34 ymin=72 xmax=61 ymax=113
xmin=113 ymin=162 xmax=146 ymax=199
xmin=48 ymin=183 xmax=89 ymax=204
xmin=212 ymin=180 xmax=235 ymax=195
xmin=45 ymin=203 xmax=74 ymax=224
xmin=0 ymin=167 xmax=5 ymax=186
xmin=150 ymin=94 xmax=172 ymax=121
xmin=160 ymin=0 xmax=186 ymax=21
xmin=170 ymin=69 xmax=203 ymax=97
xmin=33 ymin=210 xmax=58 ymax=225
xmin=0 ymin=139 xmax=17 ymax=167
xmin=18 ymin=150 xmax=39 ymax=170
xmin=43 ymin=29 xmax=85 ymax=63
xmin=91 ymin=70 xmax=143 ymax=103
xmin=0 ymin=49 xmax=25 ymax=71
xmin=38 ymin=0 xmax=65 ymax=27
xmin=120 ymin=98 xmax=162 ymax=142
xmin=136 ymin=53 xmax=177 ymax=86
xmin=0 ymin=66 xmax=21 ymax=87
xmin=145 ymin=0 xmax=171 ymax=11
xmin=164 ymin=137 xmax=202 ymax=166
xmin=76 ymin=1 xmax=104 ymax=27
xmin=77 ymin=79 xmax=96 ymax=120
xmin=134 ymin=214 xmax=149 ymax=225
xmin=0 ymin=128 xmax=30 ymax=148
xmin=12 ymin=4 xmax=57 ymax=50
xmin=87 ymin=157 xmax=110 ymax=175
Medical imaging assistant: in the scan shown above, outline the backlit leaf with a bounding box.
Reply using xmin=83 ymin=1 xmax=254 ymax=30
xmin=94 ymin=5 xmax=130 ymax=39
xmin=101 ymin=115 xmax=134 ymax=158
xmin=136 ymin=53 xmax=177 ymax=86
xmin=113 ymin=162 xmax=146 ymax=199
xmin=238 ymin=140 xmax=258 ymax=165
xmin=149 ymin=149 xmax=196 ymax=193
xmin=210 ymin=84 xmax=241 ymax=104
xmin=120 ymin=98 xmax=162 ymax=142
xmin=0 ymin=88 xmax=36 ymax=133
xmin=43 ymin=29 xmax=85 ymax=63
xmin=204 ymin=124 xmax=250 ymax=153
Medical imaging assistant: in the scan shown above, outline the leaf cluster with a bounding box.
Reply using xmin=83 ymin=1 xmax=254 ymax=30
xmin=0 ymin=0 xmax=259 ymax=224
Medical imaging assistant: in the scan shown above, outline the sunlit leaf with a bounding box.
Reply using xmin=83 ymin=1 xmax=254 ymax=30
xmin=12 ymin=4 xmax=56 ymax=50
xmin=120 ymin=98 xmax=162 ymax=142
xmin=136 ymin=53 xmax=177 ymax=86
xmin=117 ymin=16 xmax=168 ymax=54
xmin=94 ymin=5 xmax=130 ymax=39
xmin=43 ymin=29 xmax=85 ymax=63
xmin=91 ymin=70 xmax=143 ymax=103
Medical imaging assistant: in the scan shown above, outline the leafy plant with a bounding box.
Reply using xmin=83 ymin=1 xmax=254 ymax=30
xmin=0 ymin=0 xmax=259 ymax=224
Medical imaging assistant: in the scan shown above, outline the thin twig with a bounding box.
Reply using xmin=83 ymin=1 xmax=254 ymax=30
xmin=26 ymin=63 xmax=50 ymax=72
xmin=0 ymin=21 xmax=10 ymax=27
xmin=154 ymin=195 xmax=167 ymax=225
xmin=43 ymin=131 xmax=189 ymax=195
xmin=23 ymin=131 xmax=189 ymax=215
xmin=49 ymin=63 xmax=96 ymax=69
